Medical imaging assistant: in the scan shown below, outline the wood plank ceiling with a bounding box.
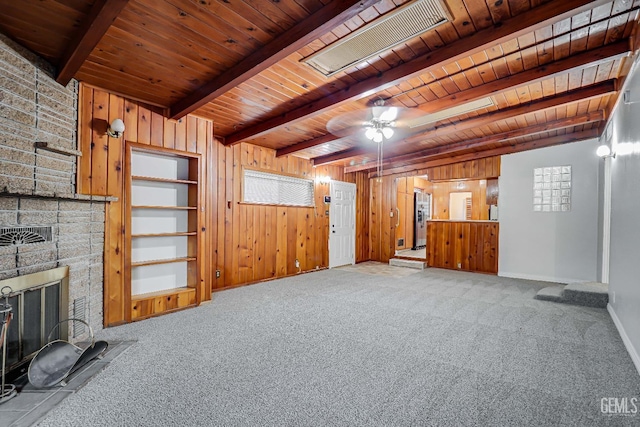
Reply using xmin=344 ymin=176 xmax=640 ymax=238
xmin=1 ymin=0 xmax=638 ymax=175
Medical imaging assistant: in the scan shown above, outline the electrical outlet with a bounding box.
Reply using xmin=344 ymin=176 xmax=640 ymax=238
xmin=295 ymin=259 xmax=300 ymax=268
xmin=457 ymin=263 xmax=461 ymax=269
xmin=612 ymin=291 xmax=616 ymax=303
xmin=216 ymin=270 xmax=220 ymax=278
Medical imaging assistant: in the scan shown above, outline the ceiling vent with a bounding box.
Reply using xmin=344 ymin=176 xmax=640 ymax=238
xmin=407 ymin=97 xmax=495 ymax=129
xmin=303 ymin=0 xmax=452 ymax=77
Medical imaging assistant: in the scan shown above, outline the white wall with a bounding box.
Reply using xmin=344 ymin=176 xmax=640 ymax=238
xmin=498 ymin=139 xmax=601 ymax=283
xmin=607 ymin=60 xmax=640 ymax=373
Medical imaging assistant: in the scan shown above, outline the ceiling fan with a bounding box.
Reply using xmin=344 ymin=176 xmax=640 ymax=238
xmin=326 ymin=98 xmax=423 ymax=177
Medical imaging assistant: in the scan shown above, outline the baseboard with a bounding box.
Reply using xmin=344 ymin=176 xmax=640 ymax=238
xmin=498 ymin=271 xmax=582 ymax=284
xmin=608 ymin=303 xmax=640 ymax=377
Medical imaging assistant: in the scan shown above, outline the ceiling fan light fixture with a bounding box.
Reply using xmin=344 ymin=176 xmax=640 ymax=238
xmin=382 ymin=127 xmax=394 ymax=139
xmin=380 ymin=107 xmax=398 ymax=122
xmin=365 ymin=127 xmax=377 ymax=140
xmin=373 ymin=132 xmax=383 ymax=143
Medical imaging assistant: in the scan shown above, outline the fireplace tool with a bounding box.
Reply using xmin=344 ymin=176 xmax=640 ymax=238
xmin=0 ymin=286 xmax=17 ymax=404
xmin=28 ymin=318 xmax=108 ymax=388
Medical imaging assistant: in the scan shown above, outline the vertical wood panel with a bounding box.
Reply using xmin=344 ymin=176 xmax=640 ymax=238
xmin=137 ymin=106 xmax=151 ymax=145
xmin=90 ymin=90 xmax=109 ymax=195
xmin=79 ymin=84 xmax=216 ymax=325
xmin=426 ymin=221 xmax=499 ymax=274
xmin=78 ymin=85 xmax=93 ymax=194
xmin=104 ymin=93 xmax=125 ymax=326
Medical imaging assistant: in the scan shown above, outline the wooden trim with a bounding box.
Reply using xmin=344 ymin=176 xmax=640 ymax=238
xmin=224 ymin=0 xmax=613 ymax=145
xmin=126 ymin=140 xmax=201 ymax=159
xmin=131 ymin=257 xmax=197 ymax=267
xmin=131 ymin=175 xmax=197 ymax=185
xmin=56 ymin=0 xmax=130 ymax=86
xmin=131 ymin=205 xmax=197 ymax=210
xmin=313 ymin=80 xmax=616 ymax=165
xmin=123 ymin=139 xmax=133 ymax=323
xmin=131 ymin=287 xmax=195 ymax=300
xmin=131 ymin=287 xmax=196 ymax=321
xmin=132 ymin=232 xmax=197 ymax=238
xmin=242 ymin=165 xmax=315 ymax=181
xmin=169 ymin=0 xmax=379 ymax=119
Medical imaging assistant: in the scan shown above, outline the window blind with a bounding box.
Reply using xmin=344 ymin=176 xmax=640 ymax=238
xmin=243 ymin=169 xmax=314 ymax=207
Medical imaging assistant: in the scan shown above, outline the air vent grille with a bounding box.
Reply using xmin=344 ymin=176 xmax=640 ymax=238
xmin=407 ymin=97 xmax=495 ymax=129
xmin=0 ymin=226 xmax=53 ymax=246
xmin=303 ymin=0 xmax=451 ymax=77
xmin=73 ymin=297 xmax=87 ymax=337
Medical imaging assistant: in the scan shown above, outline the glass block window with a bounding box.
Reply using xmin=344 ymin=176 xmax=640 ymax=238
xmin=533 ymin=165 xmax=571 ymax=212
xmin=243 ymin=169 xmax=314 ymax=207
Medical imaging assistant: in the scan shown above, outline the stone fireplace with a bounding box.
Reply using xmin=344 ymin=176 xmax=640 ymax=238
xmin=0 ymin=34 xmax=107 ymax=342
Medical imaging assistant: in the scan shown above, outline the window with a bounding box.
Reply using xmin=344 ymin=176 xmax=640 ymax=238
xmin=243 ymin=169 xmax=314 ymax=207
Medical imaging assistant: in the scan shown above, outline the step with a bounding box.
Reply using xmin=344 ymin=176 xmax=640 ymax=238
xmin=389 ymin=258 xmax=426 ymax=270
xmin=534 ymin=285 xmax=565 ymax=303
xmin=563 ymin=282 xmax=609 ymax=308
xmin=534 ymin=281 xmax=609 ymax=308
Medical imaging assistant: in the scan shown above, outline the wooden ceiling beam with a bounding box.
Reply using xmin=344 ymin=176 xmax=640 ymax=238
xmin=313 ymin=79 xmax=616 ymax=165
xmin=56 ymin=0 xmax=130 ymax=86
xmin=345 ymin=110 xmax=605 ymax=172
xmin=373 ymin=129 xmax=599 ymax=178
xmin=415 ymin=39 xmax=630 ymax=115
xmin=270 ymin=40 xmax=628 ymax=157
xmin=169 ymin=0 xmax=379 ymax=120
xmin=224 ymin=0 xmax=612 ymax=145
xmin=276 ymin=133 xmax=344 ymax=157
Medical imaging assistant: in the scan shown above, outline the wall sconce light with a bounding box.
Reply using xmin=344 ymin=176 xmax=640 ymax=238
xmin=107 ymin=119 xmax=125 ymax=138
xmin=596 ymin=144 xmax=615 ymax=158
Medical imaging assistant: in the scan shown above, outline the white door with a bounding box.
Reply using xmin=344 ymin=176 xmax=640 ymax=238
xmin=329 ymin=180 xmax=356 ymax=268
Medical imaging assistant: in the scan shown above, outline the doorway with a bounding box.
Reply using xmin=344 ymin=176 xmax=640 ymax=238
xmin=329 ymin=180 xmax=356 ymax=268
xmin=395 ymin=175 xmax=431 ymax=260
xmin=449 ymin=191 xmax=472 ymax=220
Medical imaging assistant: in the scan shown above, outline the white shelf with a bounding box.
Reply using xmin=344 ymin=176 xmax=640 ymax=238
xmin=127 ymin=145 xmax=199 ymax=303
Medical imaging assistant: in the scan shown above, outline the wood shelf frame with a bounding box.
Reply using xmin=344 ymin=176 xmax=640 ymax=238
xmin=125 ymin=141 xmax=202 ymax=322
xmin=132 ymin=175 xmax=197 ymax=185
xmin=132 ymin=205 xmax=197 ymax=210
xmin=132 ymin=232 xmax=197 ymax=238
xmin=132 ymin=257 xmax=197 ymax=267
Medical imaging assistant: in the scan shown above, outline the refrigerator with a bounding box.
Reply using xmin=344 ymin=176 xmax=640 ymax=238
xmin=412 ymin=192 xmax=431 ymax=250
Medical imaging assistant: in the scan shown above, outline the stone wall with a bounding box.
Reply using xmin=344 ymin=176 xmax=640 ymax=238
xmin=0 ymin=34 xmax=78 ymax=196
xmin=0 ymin=34 xmax=106 ymax=334
xmin=0 ymin=197 xmax=105 ymax=331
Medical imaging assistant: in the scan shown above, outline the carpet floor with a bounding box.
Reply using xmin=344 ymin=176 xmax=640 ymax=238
xmin=37 ymin=267 xmax=640 ymax=426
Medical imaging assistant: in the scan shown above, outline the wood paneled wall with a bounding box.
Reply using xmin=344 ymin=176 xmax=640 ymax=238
xmin=427 ymin=221 xmax=499 ymax=274
xmin=214 ymin=144 xmax=344 ymax=290
xmin=395 ymin=176 xmax=414 ymax=250
xmin=367 ymin=157 xmax=501 ymax=263
xmin=344 ymin=170 xmax=370 ymax=263
xmin=78 ymin=84 xmax=345 ymax=326
xmin=431 ymin=180 xmax=489 ymax=220
xmin=78 ymin=84 xmax=215 ymax=326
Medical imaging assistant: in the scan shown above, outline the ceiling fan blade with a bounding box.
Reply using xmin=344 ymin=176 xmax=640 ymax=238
xmin=379 ymin=107 xmax=398 ymax=122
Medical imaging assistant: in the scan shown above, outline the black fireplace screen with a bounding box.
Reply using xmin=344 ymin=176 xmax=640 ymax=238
xmin=5 ymin=282 xmax=61 ymax=371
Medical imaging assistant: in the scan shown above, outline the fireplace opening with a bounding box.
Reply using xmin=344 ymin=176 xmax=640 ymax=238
xmin=0 ymin=267 xmax=69 ymax=381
